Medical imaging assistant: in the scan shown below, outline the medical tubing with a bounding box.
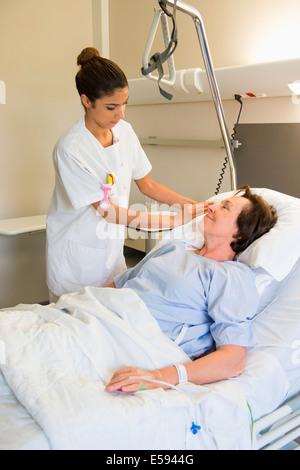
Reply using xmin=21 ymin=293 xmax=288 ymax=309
xmin=130 ymin=375 xmax=208 ymax=438
xmin=129 ymin=375 xmax=179 ymax=391
xmin=215 ymin=156 xmax=229 ymax=195
xmin=128 ymin=374 xmax=253 ymax=439
xmin=230 ymin=94 xmax=243 ymax=143
xmin=131 ymin=365 xmax=187 ymax=389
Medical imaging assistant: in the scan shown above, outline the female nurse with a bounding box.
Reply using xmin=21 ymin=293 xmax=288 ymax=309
xmin=46 ymin=47 xmax=209 ymax=302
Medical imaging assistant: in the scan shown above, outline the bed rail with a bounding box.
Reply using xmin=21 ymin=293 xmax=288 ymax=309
xmin=254 ymin=394 xmax=300 ymax=450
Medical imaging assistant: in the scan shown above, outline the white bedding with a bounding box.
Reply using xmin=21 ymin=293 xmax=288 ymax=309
xmin=0 ymin=287 xmax=253 ymax=450
xmin=232 ymin=257 xmax=300 ymax=420
xmin=0 ymin=261 xmax=299 ymax=450
xmin=1 ymin=187 xmax=299 ymax=450
xmin=0 ymin=370 xmax=50 ymax=450
xmin=160 ymin=187 xmax=300 ymax=423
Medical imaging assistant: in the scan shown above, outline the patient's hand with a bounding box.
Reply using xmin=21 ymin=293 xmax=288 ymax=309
xmin=105 ymin=366 xmax=168 ymax=393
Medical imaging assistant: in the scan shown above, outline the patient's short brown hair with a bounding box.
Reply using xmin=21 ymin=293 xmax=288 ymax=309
xmin=231 ymin=185 xmax=278 ymax=255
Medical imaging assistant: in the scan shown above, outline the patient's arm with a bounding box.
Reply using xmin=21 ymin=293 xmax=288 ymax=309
xmin=105 ymin=282 xmax=115 ymax=288
xmin=105 ymin=345 xmax=247 ymax=393
xmin=182 ymin=345 xmax=247 ymax=384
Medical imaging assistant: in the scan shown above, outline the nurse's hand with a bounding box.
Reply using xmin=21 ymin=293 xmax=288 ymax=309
xmin=174 ymin=201 xmax=212 ymax=227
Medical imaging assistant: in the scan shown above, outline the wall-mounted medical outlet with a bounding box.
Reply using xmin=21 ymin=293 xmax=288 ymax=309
xmin=172 ymin=68 xmax=204 ymax=94
xmin=0 ymin=80 xmax=6 ymax=104
xmin=241 ymin=92 xmax=267 ymax=99
xmin=128 ymin=58 xmax=300 ymax=105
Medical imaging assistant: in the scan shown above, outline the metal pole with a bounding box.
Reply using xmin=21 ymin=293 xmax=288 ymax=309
xmin=163 ymin=0 xmax=237 ymax=191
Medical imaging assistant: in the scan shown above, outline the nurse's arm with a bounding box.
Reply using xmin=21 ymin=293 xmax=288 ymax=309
xmin=92 ymin=200 xmax=208 ymax=230
xmin=135 ymin=174 xmax=197 ymax=207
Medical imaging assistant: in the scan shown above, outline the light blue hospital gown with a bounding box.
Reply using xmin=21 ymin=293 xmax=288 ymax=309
xmin=114 ymin=241 xmax=259 ymax=360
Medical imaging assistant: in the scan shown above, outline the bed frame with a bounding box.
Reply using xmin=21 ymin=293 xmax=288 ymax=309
xmin=254 ymin=394 xmax=300 ymax=450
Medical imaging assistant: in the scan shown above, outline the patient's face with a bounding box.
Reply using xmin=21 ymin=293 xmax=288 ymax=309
xmin=203 ymin=196 xmax=251 ymax=243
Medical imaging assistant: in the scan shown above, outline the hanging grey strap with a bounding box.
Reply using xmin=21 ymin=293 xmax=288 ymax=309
xmin=141 ymin=0 xmax=178 ymax=101
xmin=148 ymin=52 xmax=174 ymax=101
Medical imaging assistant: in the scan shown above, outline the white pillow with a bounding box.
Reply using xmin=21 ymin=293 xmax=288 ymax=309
xmin=162 ymin=188 xmax=300 ymax=282
xmin=238 ymin=188 xmax=300 ymax=281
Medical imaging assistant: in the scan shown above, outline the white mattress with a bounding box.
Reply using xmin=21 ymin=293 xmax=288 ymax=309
xmin=0 ymin=259 xmax=299 ymax=449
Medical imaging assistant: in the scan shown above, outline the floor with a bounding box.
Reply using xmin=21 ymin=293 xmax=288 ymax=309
xmin=124 ymin=245 xmax=145 ymax=269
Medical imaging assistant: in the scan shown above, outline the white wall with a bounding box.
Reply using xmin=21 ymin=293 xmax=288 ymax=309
xmin=107 ymin=0 xmax=300 ymax=203
xmin=0 ymin=0 xmax=94 ymax=307
xmin=126 ymin=96 xmax=300 ymax=204
xmin=109 ymin=0 xmax=300 ymax=74
xmin=0 ymin=0 xmax=94 ymax=220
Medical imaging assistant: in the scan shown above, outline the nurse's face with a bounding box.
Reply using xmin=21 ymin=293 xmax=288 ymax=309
xmin=82 ymin=87 xmax=129 ymax=130
xmin=203 ymin=196 xmax=251 ymax=244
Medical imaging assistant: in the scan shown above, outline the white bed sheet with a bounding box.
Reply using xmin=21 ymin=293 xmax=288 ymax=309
xmin=0 ymin=288 xmax=253 ymax=451
xmin=0 ymin=259 xmax=299 ymax=449
xmin=0 ymin=370 xmax=50 ymax=450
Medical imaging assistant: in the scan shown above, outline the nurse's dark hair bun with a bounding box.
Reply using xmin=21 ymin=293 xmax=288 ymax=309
xmin=77 ymin=47 xmax=101 ymax=67
xmin=75 ymin=46 xmax=128 ymax=103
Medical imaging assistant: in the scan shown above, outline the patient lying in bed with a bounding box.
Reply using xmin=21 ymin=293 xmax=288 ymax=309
xmin=105 ymin=185 xmax=277 ymax=394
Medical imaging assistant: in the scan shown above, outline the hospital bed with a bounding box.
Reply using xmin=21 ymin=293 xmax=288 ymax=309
xmin=0 ymin=187 xmax=299 ymax=450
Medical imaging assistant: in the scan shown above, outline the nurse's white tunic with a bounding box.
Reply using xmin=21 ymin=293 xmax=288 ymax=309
xmin=46 ymin=117 xmax=152 ymax=297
